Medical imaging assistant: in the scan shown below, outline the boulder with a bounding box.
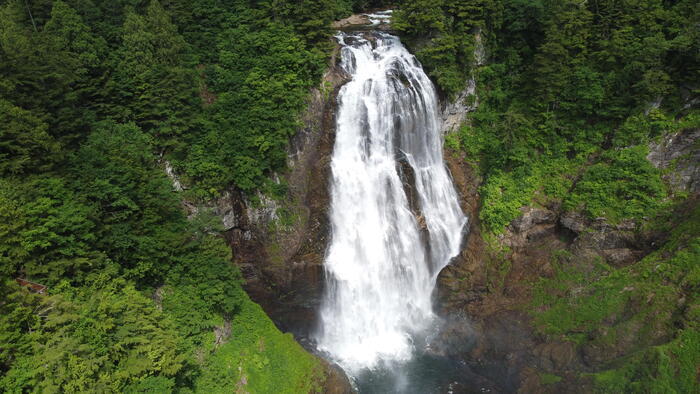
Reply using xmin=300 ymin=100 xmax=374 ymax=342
xmin=602 ymin=248 xmax=639 ymax=266
xmin=331 ymin=14 xmax=370 ymax=29
xmin=510 ymin=207 xmax=557 ymax=234
xmin=560 ymin=211 xmax=588 ymax=233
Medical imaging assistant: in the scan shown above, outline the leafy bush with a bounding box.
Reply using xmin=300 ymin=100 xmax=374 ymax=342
xmin=479 ymin=170 xmax=536 ymax=232
xmin=564 ymin=146 xmax=667 ymax=222
xmin=1 ymin=280 xmax=184 ymax=392
xmin=0 ymin=1 xmax=336 ymax=390
xmin=182 ymin=21 xmax=325 ymax=194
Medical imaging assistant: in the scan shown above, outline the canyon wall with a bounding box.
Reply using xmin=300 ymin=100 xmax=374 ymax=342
xmin=204 ymin=26 xmax=699 ymax=392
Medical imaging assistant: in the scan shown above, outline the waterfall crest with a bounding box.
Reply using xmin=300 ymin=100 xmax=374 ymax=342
xmin=316 ymin=32 xmax=467 ymax=374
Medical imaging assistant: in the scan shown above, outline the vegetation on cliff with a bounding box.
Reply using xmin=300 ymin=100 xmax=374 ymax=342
xmin=532 ymin=204 xmax=699 ymax=393
xmin=2 ymin=0 xmax=698 ymax=391
xmin=0 ymin=0 xmax=362 ymax=391
xmin=396 ymin=0 xmax=698 ymax=230
xmin=395 ymin=0 xmax=699 ymax=391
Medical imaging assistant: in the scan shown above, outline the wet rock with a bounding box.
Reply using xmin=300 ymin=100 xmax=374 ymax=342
xmin=466 ymin=311 xmax=540 ymax=392
xmin=437 ymin=149 xmax=487 ymax=314
xmin=320 ymin=361 xmax=353 ymax=394
xmin=518 ymin=368 xmax=545 ymax=394
xmin=533 ymin=343 xmax=576 ymax=370
xmin=428 ymin=315 xmax=477 ymax=357
xmin=331 ymin=14 xmax=371 ymax=29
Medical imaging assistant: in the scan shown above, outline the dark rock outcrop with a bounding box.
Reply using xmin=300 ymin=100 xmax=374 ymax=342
xmin=319 ymin=360 xmax=354 ymax=394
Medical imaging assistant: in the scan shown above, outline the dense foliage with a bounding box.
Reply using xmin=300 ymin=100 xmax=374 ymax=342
xmin=396 ymin=0 xmax=698 ymax=390
xmin=3 ymin=0 xmax=698 ymax=391
xmin=0 ymin=0 xmax=358 ymax=391
xmin=396 ymin=0 xmax=699 ymax=230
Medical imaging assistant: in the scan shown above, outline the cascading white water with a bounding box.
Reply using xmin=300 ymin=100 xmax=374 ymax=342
xmin=316 ymin=32 xmax=467 ymax=375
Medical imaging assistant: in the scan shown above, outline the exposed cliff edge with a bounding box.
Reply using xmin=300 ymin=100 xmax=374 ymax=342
xmin=435 ymin=121 xmax=699 ymax=392
xmin=431 ymin=27 xmax=700 ymax=391
xmin=168 ymin=43 xmax=351 ymax=392
xmin=173 ymin=17 xmax=698 ymax=392
xmin=648 ymin=127 xmax=700 ymax=194
xmin=440 ymin=30 xmax=485 ymax=135
xmin=223 ymin=49 xmax=347 ymax=333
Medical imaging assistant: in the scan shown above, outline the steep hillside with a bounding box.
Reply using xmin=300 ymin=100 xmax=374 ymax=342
xmin=0 ymin=0 xmax=357 ymax=391
xmin=394 ymin=0 xmax=699 ymax=391
xmin=2 ymin=0 xmax=698 ymax=392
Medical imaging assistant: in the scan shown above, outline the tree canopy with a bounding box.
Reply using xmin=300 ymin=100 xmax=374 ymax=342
xmin=0 ymin=0 xmax=345 ymax=391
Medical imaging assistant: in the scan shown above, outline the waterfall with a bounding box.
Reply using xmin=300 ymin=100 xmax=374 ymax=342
xmin=316 ymin=32 xmax=467 ymax=375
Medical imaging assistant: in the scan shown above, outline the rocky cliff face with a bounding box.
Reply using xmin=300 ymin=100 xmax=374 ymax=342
xmin=199 ymin=23 xmax=699 ymax=392
xmin=211 ymin=46 xmax=349 ymax=340
xmin=182 ymin=45 xmax=351 ymax=393
xmin=648 ymin=127 xmax=700 ymax=194
xmin=434 ymin=123 xmax=699 ymax=392
xmin=428 ymin=29 xmax=700 ymax=389
xmin=440 ymin=30 xmax=485 ymax=134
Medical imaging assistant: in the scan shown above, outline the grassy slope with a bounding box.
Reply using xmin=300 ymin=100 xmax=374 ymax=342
xmin=530 ymin=203 xmax=699 ymax=392
xmin=195 ymin=299 xmax=325 ymax=393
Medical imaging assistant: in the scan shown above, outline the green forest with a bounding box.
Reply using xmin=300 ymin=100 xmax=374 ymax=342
xmin=0 ymin=0 xmax=366 ymax=391
xmin=395 ymin=0 xmax=698 ymax=391
xmin=1 ymin=0 xmax=698 ymax=392
xmin=395 ymin=0 xmax=698 ymax=230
